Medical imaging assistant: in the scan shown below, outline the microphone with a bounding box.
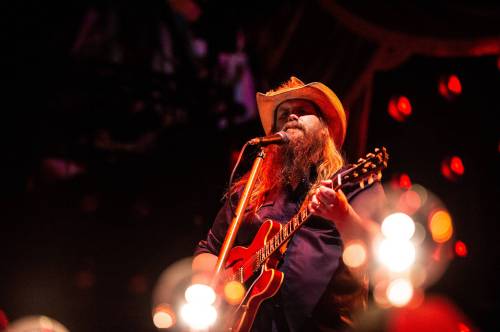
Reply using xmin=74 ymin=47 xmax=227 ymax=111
xmin=248 ymin=131 xmax=289 ymax=146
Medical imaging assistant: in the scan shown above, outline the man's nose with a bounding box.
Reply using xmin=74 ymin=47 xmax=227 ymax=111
xmin=287 ymin=113 xmax=299 ymax=122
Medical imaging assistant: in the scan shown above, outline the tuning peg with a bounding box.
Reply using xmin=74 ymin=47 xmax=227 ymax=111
xmin=359 ymin=180 xmax=365 ymax=189
xmin=367 ymin=153 xmax=374 ymax=158
xmin=358 ymin=158 xmax=365 ymax=163
xmin=374 ymin=148 xmax=380 ymax=152
xmin=377 ymin=171 xmax=382 ymax=180
xmin=368 ymin=176 xmax=374 ymax=185
xmin=361 ymin=168 xmax=368 ymax=173
xmin=353 ymin=172 xmax=359 ymax=178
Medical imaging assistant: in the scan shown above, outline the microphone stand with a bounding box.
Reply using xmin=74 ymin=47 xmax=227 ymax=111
xmin=212 ymin=147 xmax=265 ymax=283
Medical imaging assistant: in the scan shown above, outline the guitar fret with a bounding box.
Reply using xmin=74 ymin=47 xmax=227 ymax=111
xmin=301 ymin=208 xmax=307 ymax=222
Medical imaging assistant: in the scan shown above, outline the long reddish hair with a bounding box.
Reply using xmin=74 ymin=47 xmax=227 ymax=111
xmin=230 ymin=122 xmax=344 ymax=213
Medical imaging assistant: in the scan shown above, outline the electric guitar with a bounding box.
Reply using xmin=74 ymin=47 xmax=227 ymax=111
xmin=214 ymin=147 xmax=389 ymax=332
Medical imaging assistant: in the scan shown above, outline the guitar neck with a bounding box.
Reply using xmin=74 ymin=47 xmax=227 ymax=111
xmin=254 ymin=147 xmax=388 ymax=270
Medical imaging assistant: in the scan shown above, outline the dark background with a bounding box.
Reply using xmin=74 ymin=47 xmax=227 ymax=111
xmin=2 ymin=1 xmax=499 ymax=331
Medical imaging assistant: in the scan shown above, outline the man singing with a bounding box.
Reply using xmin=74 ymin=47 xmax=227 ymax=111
xmin=193 ymin=77 xmax=385 ymax=331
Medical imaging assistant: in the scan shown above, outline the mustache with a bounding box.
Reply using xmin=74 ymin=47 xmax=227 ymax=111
xmin=282 ymin=121 xmax=305 ymax=132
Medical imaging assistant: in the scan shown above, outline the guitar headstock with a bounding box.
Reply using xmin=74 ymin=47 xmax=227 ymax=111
xmin=335 ymin=147 xmax=389 ymax=189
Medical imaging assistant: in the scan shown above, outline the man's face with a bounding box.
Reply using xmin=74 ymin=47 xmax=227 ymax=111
xmin=274 ymin=99 xmax=323 ymax=142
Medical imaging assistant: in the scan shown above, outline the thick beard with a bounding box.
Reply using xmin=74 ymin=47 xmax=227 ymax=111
xmin=266 ymin=123 xmax=327 ymax=189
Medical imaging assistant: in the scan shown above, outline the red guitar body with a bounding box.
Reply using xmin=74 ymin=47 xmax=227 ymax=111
xmin=219 ymin=219 xmax=284 ymax=332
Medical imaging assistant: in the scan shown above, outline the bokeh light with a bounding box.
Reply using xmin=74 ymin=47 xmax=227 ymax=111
xmin=376 ymin=239 xmax=416 ymax=272
xmin=381 ymin=213 xmax=415 ymax=240
xmin=455 ymin=240 xmax=468 ymax=257
xmin=180 ymin=303 xmax=217 ymax=330
xmin=386 ymin=278 xmax=414 ymax=307
xmin=223 ymin=280 xmax=246 ymax=305
xmin=441 ymin=155 xmax=465 ymax=181
xmin=185 ymin=283 xmax=216 ymax=305
xmin=397 ymin=189 xmax=422 ymax=215
xmin=5 ymin=315 xmax=69 ymax=332
xmin=388 ymin=95 xmax=412 ymax=122
xmin=343 ymin=241 xmax=367 ymax=268
xmin=429 ymin=209 xmax=453 ymax=243
xmin=438 ymin=74 xmax=462 ymax=100
xmin=153 ymin=304 xmax=176 ymax=329
xmin=374 ymin=183 xmax=454 ymax=296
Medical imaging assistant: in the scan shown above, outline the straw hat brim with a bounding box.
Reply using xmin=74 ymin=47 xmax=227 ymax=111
xmin=256 ymin=81 xmax=346 ymax=148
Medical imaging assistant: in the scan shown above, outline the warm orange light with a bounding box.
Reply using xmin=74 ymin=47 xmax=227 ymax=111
xmin=455 ymin=240 xmax=468 ymax=257
xmin=450 ymin=156 xmax=464 ymax=175
xmin=429 ymin=210 xmax=453 ymax=243
xmin=223 ymin=280 xmax=245 ymax=305
xmin=388 ymin=96 xmax=412 ymax=122
xmin=153 ymin=304 xmax=176 ymax=329
xmin=447 ymin=75 xmax=462 ymax=94
xmin=343 ymin=241 xmax=367 ymax=268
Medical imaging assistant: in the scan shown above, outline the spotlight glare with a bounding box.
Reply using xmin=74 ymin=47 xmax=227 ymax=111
xmin=377 ymin=239 xmax=416 ymax=272
xmin=381 ymin=213 xmax=415 ymax=240
xmin=180 ymin=303 xmax=217 ymax=330
xmin=387 ymin=278 xmax=414 ymax=307
xmin=185 ymin=283 xmax=216 ymax=305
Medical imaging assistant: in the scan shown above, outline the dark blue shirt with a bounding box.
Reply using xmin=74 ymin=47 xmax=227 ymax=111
xmin=195 ymin=179 xmax=385 ymax=332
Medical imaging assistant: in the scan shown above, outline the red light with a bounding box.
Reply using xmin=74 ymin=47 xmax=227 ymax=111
xmin=450 ymin=156 xmax=464 ymax=175
xmin=438 ymin=75 xmax=462 ymax=100
xmin=441 ymin=156 xmax=464 ymax=181
xmin=397 ymin=96 xmax=412 ymax=115
xmin=455 ymin=241 xmax=468 ymax=257
xmin=388 ymin=95 xmax=412 ymax=122
xmin=447 ymin=75 xmax=462 ymax=94
xmin=458 ymin=322 xmax=471 ymax=332
xmin=399 ymin=173 xmax=412 ymax=189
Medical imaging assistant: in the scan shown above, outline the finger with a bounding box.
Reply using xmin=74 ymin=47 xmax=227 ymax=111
xmin=318 ymin=187 xmax=337 ymax=203
xmin=320 ymin=179 xmax=333 ymax=189
xmin=311 ymin=194 xmax=320 ymax=207
xmin=317 ymin=192 xmax=333 ymax=207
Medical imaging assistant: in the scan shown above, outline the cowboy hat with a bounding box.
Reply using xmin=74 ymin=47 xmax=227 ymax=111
xmin=256 ymin=76 xmax=347 ymax=148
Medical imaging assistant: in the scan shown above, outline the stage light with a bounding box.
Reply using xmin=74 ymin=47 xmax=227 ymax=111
xmin=438 ymin=74 xmax=462 ymax=100
xmin=454 ymin=240 xmax=468 ymax=257
xmin=153 ymin=304 xmax=176 ymax=329
xmin=441 ymin=155 xmax=464 ymax=181
xmin=450 ymin=156 xmax=464 ymax=175
xmin=224 ymin=280 xmax=246 ymax=305
xmin=180 ymin=303 xmax=217 ymax=330
xmin=185 ymin=283 xmax=216 ymax=305
xmin=388 ymin=95 xmax=412 ymax=122
xmin=376 ymin=239 xmax=416 ymax=272
xmin=343 ymin=241 xmax=367 ymax=268
xmin=447 ymin=75 xmax=462 ymax=94
xmin=390 ymin=173 xmax=412 ymax=190
xmin=381 ymin=213 xmax=415 ymax=240
xmin=386 ymin=278 xmax=414 ymax=307
xmin=428 ymin=209 xmax=453 ymax=243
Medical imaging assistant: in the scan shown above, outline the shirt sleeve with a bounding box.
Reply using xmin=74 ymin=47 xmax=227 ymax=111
xmin=193 ymin=198 xmax=233 ymax=256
